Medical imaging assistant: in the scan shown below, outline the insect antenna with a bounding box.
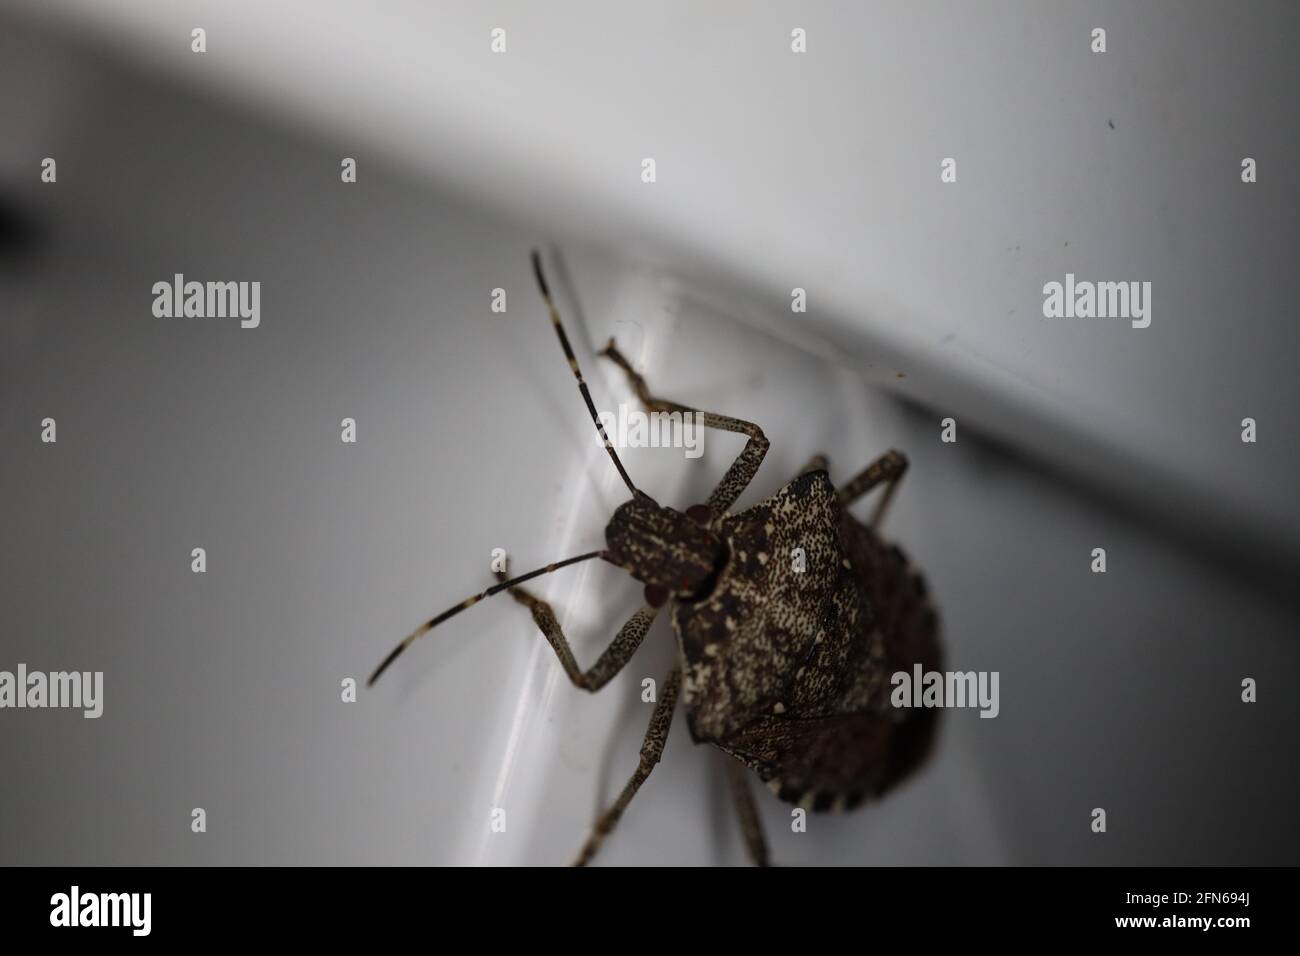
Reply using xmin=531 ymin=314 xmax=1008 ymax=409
xmin=368 ymin=549 xmax=609 ymax=686
xmin=531 ymin=249 xmax=638 ymax=495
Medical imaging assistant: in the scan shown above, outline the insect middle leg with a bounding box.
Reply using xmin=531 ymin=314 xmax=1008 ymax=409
xmin=573 ymin=661 xmax=682 ymax=866
xmin=599 ymin=339 xmax=770 ymax=518
xmin=724 ymin=756 xmax=770 ymax=866
xmin=495 ymin=571 xmax=657 ymax=692
xmin=836 ymin=450 xmax=908 ymax=529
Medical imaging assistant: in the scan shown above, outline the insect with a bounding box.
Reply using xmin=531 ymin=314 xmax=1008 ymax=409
xmin=369 ymin=251 xmax=943 ymax=866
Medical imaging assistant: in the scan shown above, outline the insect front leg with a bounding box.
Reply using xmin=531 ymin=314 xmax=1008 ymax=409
xmin=836 ymin=450 xmax=908 ymax=529
xmin=495 ymin=571 xmax=657 ymax=692
xmin=724 ymin=756 xmax=770 ymax=867
xmin=599 ymin=338 xmax=770 ymax=519
xmin=572 ymin=661 xmax=682 ymax=867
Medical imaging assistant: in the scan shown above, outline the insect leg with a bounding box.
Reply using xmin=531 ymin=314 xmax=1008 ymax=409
xmin=836 ymin=450 xmax=908 ymax=529
xmin=599 ymin=338 xmax=770 ymax=518
xmin=724 ymin=756 xmax=770 ymax=867
xmin=368 ymin=550 xmax=609 ymax=686
xmin=495 ymin=571 xmax=657 ymax=692
xmin=572 ymin=661 xmax=682 ymax=866
xmin=796 ymin=452 xmax=830 ymax=476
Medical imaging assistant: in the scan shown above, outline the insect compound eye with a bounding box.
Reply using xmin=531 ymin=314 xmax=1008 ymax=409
xmin=643 ymin=584 xmax=669 ymax=608
xmin=685 ymin=504 xmax=711 ymax=525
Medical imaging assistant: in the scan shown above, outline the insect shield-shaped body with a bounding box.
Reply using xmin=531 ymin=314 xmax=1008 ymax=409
xmin=369 ymin=252 xmax=941 ymax=865
xmin=667 ymin=469 xmax=942 ymax=813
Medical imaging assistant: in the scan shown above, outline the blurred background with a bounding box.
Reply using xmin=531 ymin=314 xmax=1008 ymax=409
xmin=1 ymin=1 xmax=1297 ymax=865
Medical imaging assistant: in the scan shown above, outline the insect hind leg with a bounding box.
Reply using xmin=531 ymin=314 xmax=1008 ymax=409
xmin=837 ymin=450 xmax=908 ymax=529
xmin=724 ymin=756 xmax=770 ymax=866
xmin=572 ymin=661 xmax=682 ymax=866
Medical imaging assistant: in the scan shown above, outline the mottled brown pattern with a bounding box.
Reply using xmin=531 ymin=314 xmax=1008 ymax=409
xmin=675 ymin=469 xmax=942 ymax=810
xmin=604 ymin=492 xmax=722 ymax=596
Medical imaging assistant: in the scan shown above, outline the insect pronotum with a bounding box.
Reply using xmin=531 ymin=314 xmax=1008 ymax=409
xmin=369 ymin=251 xmax=943 ymax=866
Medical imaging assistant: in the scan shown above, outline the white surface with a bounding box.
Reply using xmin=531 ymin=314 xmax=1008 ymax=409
xmin=1 ymin=4 xmax=1296 ymax=867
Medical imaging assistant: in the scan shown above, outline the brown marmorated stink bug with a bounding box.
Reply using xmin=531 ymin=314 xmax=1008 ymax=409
xmin=369 ymin=252 xmax=943 ymax=866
